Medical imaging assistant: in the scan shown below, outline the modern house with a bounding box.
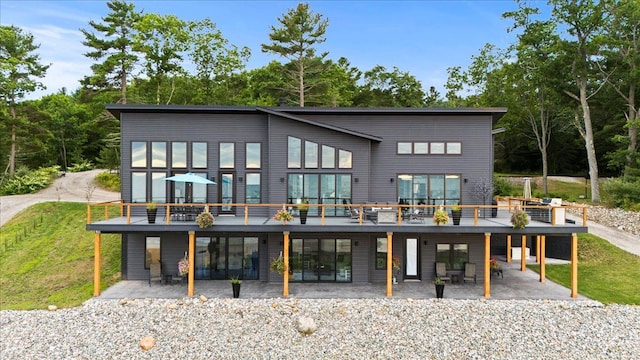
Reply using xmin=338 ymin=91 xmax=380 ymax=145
xmin=87 ymin=105 xmax=588 ymax=298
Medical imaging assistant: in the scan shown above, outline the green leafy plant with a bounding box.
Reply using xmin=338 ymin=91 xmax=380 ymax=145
xmin=433 ymin=208 xmax=449 ymax=225
xmin=299 ymin=199 xmax=309 ymax=211
xmin=269 ymin=256 xmax=286 ymax=275
xmin=274 ymin=206 xmax=294 ymax=223
xmin=196 ymin=211 xmax=214 ymax=228
xmin=146 ymin=202 xmax=156 ymax=210
xmin=434 ymin=277 xmax=444 ymax=285
xmin=230 ymin=275 xmax=242 ymax=284
xmin=510 ymin=206 xmax=529 ymax=229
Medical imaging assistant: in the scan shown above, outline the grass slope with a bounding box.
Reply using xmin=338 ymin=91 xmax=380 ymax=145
xmin=529 ymin=233 xmax=640 ymax=305
xmin=0 ymin=202 xmax=121 ymax=310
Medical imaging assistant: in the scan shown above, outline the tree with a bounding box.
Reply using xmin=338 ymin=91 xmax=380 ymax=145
xmin=0 ymin=25 xmax=49 ymax=176
xmin=80 ymin=0 xmax=142 ymax=103
xmin=354 ymin=65 xmax=426 ymax=107
xmin=550 ymin=0 xmax=612 ymax=202
xmin=261 ymin=3 xmax=329 ymax=106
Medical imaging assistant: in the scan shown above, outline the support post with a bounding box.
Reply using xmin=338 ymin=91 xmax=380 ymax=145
xmin=188 ymin=231 xmax=195 ymax=296
xmin=283 ymin=231 xmax=290 ymax=297
xmin=536 ymin=235 xmax=540 ymax=263
xmin=386 ymin=232 xmax=393 ymax=297
xmin=506 ymin=235 xmax=512 ymax=263
xmin=571 ymin=233 xmax=578 ymax=298
xmin=540 ymin=235 xmax=546 ymax=283
xmin=521 ymin=235 xmax=527 ymax=272
xmin=93 ymin=231 xmax=101 ymax=297
xmin=484 ymin=232 xmax=491 ymax=298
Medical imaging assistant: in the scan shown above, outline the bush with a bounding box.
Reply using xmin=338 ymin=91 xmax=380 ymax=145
xmin=603 ymin=177 xmax=640 ymax=211
xmin=68 ymin=160 xmax=94 ymax=172
xmin=0 ymin=166 xmax=60 ymax=195
xmin=95 ymin=172 xmax=120 ymax=192
xmin=493 ymin=176 xmax=515 ymax=196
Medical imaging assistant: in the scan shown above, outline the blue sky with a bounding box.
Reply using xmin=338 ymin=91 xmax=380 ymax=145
xmin=1 ymin=0 xmax=544 ymax=100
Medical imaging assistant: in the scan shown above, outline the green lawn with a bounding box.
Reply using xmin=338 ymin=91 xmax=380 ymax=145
xmin=0 ymin=202 xmax=121 ymax=310
xmin=528 ymin=233 xmax=640 ymax=305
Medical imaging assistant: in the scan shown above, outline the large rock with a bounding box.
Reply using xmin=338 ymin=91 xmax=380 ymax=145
xmin=140 ymin=336 xmax=156 ymax=350
xmin=296 ymin=316 xmax=317 ymax=335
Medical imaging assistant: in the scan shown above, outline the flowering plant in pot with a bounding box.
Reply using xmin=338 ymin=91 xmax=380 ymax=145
xmin=178 ymin=257 xmax=189 ymax=276
xmin=433 ymin=208 xmax=449 ymax=226
xmin=196 ymin=211 xmax=214 ymax=228
xmin=269 ymin=256 xmax=288 ymax=275
xmin=230 ymin=275 xmax=242 ymax=298
xmin=146 ymin=202 xmax=157 ymax=224
xmin=274 ymin=206 xmax=294 ymax=224
xmin=510 ymin=206 xmax=529 ymax=229
xmin=450 ymin=204 xmax=462 ymax=225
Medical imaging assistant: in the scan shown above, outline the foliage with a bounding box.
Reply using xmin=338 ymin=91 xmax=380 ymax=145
xmin=0 ymin=166 xmax=59 ymax=195
xmin=196 ymin=211 xmax=214 ymax=228
xmin=229 ymin=274 xmax=242 ymax=284
xmin=274 ymin=206 xmax=294 ymax=223
xmin=68 ymin=160 xmax=94 ymax=172
xmin=298 ymin=199 xmax=309 ymax=211
xmin=269 ymin=256 xmax=286 ymax=275
xmin=177 ymin=257 xmax=189 ymax=276
xmin=433 ymin=208 xmax=449 ymax=225
xmin=392 ymin=255 xmax=401 ymax=271
xmin=434 ymin=277 xmax=444 ymax=285
xmin=490 ymin=257 xmax=499 ymax=270
xmin=528 ymin=233 xmax=640 ymax=305
xmin=0 ymin=202 xmax=121 ymax=310
xmin=146 ymin=202 xmax=156 ymax=210
xmin=493 ymin=176 xmax=516 ymax=196
xmin=94 ymin=171 xmax=120 ymax=192
xmin=510 ymin=206 xmax=529 ymax=229
xmin=602 ymin=177 xmax=640 ymax=211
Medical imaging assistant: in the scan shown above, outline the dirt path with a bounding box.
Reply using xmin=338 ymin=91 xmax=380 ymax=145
xmin=0 ymin=170 xmax=120 ymax=227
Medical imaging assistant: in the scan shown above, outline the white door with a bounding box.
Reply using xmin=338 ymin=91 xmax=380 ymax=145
xmin=405 ymin=238 xmax=420 ymax=279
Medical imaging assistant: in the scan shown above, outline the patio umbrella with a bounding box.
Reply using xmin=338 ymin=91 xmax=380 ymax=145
xmin=163 ymin=172 xmax=216 ymax=185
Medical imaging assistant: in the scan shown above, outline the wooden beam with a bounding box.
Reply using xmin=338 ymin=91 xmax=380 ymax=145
xmin=386 ymin=232 xmax=393 ymax=297
xmin=484 ymin=232 xmax=491 ymax=298
xmin=506 ymin=235 xmax=512 ymax=263
xmin=540 ymin=235 xmax=546 ymax=283
xmin=521 ymin=235 xmax=527 ymax=272
xmin=283 ymin=231 xmax=290 ymax=297
xmin=93 ymin=231 xmax=101 ymax=297
xmin=188 ymin=231 xmax=195 ymax=296
xmin=536 ymin=235 xmax=540 ymax=263
xmin=571 ymin=233 xmax=578 ymax=298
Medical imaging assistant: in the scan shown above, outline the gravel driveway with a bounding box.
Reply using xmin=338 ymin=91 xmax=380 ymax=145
xmin=0 ymin=170 xmax=120 ymax=227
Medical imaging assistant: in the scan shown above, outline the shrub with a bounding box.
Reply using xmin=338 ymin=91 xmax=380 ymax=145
xmin=493 ymin=176 xmax=515 ymax=196
xmin=0 ymin=166 xmax=59 ymax=195
xmin=67 ymin=160 xmax=94 ymax=172
xmin=95 ymin=172 xmax=120 ymax=192
xmin=603 ymin=177 xmax=640 ymax=211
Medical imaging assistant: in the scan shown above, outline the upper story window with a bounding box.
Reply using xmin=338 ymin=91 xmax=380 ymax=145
xmin=131 ymin=141 xmax=147 ymax=168
xmin=245 ymin=173 xmax=261 ymax=204
xmin=430 ymin=142 xmax=445 ymax=154
xmin=322 ymin=145 xmax=335 ymax=168
xmin=151 ymin=142 xmax=166 ymax=168
xmin=446 ymin=142 xmax=462 ymax=154
xmin=396 ymin=141 xmax=462 ymax=155
xmin=338 ymin=149 xmax=352 ymax=169
xmin=220 ymin=142 xmax=235 ymax=168
xmin=397 ymin=142 xmax=412 ymax=154
xmin=288 ymin=136 xmax=301 ymax=168
xmin=246 ymin=143 xmax=261 ymax=169
xmin=305 ymin=141 xmax=318 ymax=168
xmin=414 ymin=142 xmax=428 ymax=154
xmin=192 ymin=142 xmax=207 ymax=168
xmin=172 ymin=142 xmax=187 ymax=168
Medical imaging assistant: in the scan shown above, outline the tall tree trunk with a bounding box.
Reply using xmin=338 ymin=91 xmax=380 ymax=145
xmin=578 ymin=78 xmax=601 ymax=202
xmin=299 ymin=60 xmax=305 ymax=107
xmin=9 ymin=103 xmax=16 ymax=176
xmin=625 ymin=84 xmax=638 ymax=177
xmin=120 ymin=62 xmax=127 ymax=104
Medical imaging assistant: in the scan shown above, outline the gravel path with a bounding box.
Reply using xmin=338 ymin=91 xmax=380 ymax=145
xmin=1 ymin=298 xmax=638 ymax=359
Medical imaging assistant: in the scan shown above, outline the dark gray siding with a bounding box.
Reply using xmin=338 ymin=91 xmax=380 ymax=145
xmin=126 ymin=233 xmax=146 ymax=280
xmin=420 ymin=234 xmax=485 ymax=284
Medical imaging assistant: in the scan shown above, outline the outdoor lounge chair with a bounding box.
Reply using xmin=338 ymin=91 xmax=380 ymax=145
xmin=349 ymin=208 xmax=361 ymax=223
xmin=407 ymin=208 xmax=426 ymax=223
xmin=149 ymin=262 xmax=163 ymax=286
xmin=435 ymin=262 xmax=451 ymax=282
xmin=463 ymin=263 xmax=477 ymax=284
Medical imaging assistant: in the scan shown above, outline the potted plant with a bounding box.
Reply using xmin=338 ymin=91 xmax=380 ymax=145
xmin=230 ymin=275 xmax=242 ymax=298
xmin=299 ymin=199 xmax=309 ymax=224
xmin=392 ymin=255 xmax=401 ymax=284
xmin=450 ymin=204 xmax=462 ymax=225
xmin=510 ymin=206 xmax=529 ymax=229
xmin=433 ymin=207 xmax=449 ymax=226
xmin=196 ymin=211 xmax=214 ymax=228
xmin=274 ymin=205 xmax=294 ymax=225
xmin=269 ymin=256 xmax=286 ymax=275
xmin=434 ymin=277 xmax=445 ymax=299
xmin=178 ymin=257 xmax=189 ymax=277
xmin=146 ymin=202 xmax=157 ymax=224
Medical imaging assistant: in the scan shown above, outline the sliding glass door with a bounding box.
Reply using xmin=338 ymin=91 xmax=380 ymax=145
xmin=290 ymin=238 xmax=351 ymax=282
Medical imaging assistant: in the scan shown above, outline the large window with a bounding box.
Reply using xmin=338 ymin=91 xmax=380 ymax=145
xmin=131 ymin=141 xmax=147 ymax=168
xmin=192 ymin=142 xmax=207 ymax=168
xmin=338 ymin=149 xmax=352 ymax=168
xmin=145 ymin=236 xmax=160 ymax=268
xmin=290 ymin=238 xmax=352 ymax=282
xmin=397 ymin=174 xmax=460 ymax=206
xmin=194 ymin=236 xmax=259 ymax=280
xmin=246 ymin=143 xmax=261 ymax=169
xmin=288 ymin=136 xmax=301 ymax=168
xmin=245 ymin=173 xmax=261 ymax=204
xmin=288 ymin=173 xmax=351 ymax=216
xmin=151 ymin=142 xmax=166 ymax=168
xmin=219 ymin=143 xmax=235 ymax=168
xmin=436 ymin=243 xmax=469 ymax=270
xmin=321 ymin=145 xmax=335 ymax=168
xmin=131 ymin=172 xmax=147 ymax=203
xmin=151 ymin=172 xmax=166 ymax=203
xmin=172 ymin=142 xmax=187 ymax=168
xmin=305 ymin=141 xmax=318 ymax=168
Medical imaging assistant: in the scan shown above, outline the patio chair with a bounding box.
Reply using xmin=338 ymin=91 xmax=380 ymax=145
xmin=149 ymin=262 xmax=163 ymax=286
xmin=435 ymin=262 xmax=451 ymax=283
xmin=349 ymin=208 xmax=361 ymax=223
xmin=408 ymin=208 xmax=426 ymax=223
xmin=463 ymin=263 xmax=477 ymax=284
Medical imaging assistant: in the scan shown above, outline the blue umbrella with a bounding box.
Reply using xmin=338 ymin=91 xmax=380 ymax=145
xmin=164 ymin=172 xmax=216 ymax=185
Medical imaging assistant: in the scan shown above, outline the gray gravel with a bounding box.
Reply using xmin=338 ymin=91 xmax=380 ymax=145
xmin=1 ymin=298 xmax=639 ymax=359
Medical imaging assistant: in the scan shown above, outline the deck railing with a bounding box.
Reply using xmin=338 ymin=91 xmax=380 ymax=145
xmin=87 ymin=199 xmax=588 ymax=227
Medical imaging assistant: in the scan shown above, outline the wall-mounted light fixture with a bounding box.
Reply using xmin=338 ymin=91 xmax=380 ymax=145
xmin=238 ymin=176 xmax=243 ymax=183
xmin=354 ymin=178 xmax=359 ymax=183
xmin=390 ymin=178 xmax=394 ymax=183
xmin=423 ymin=240 xmax=427 ymax=245
xmin=464 ymin=178 xmax=468 ymax=184
xmin=210 ymin=176 xmax=216 ymax=183
xmin=354 ymin=241 xmax=359 ymax=246
xmin=280 ymin=177 xmax=285 ymax=183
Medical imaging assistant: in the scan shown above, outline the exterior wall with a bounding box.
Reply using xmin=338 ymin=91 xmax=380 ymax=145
xmin=125 ymin=232 xmax=190 ymax=280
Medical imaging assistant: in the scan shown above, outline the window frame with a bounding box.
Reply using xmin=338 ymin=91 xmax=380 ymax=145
xmin=436 ymin=243 xmax=469 ymax=270
xmin=192 ymin=142 xmax=208 ymax=168
xmin=245 ymin=142 xmax=261 ymax=169
xmin=145 ymin=236 xmax=161 ymax=269
xmin=375 ymin=237 xmax=389 ymax=270
xmin=171 ymin=141 xmax=187 ymax=168
xmin=219 ymin=142 xmax=235 ymax=169
xmin=131 ymin=141 xmax=147 ymax=168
